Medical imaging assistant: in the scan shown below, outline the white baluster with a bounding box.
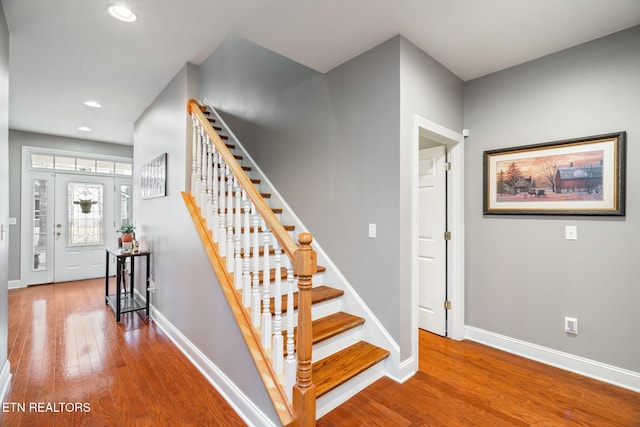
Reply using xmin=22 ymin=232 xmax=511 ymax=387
xmin=233 ymin=178 xmax=242 ymax=289
xmin=284 ymin=257 xmax=296 ymax=400
xmin=211 ymin=149 xmax=220 ymax=241
xmin=190 ymin=114 xmax=197 ymax=196
xmin=194 ymin=124 xmax=202 ymax=203
xmin=272 ymin=240 xmax=283 ymax=373
xmin=218 ymin=163 xmax=227 ymax=256
xmin=204 ymin=140 xmax=213 ymax=220
xmin=251 ymin=205 xmax=261 ymax=327
xmin=261 ymin=219 xmax=272 ymax=349
xmin=225 ymin=166 xmax=234 ymax=271
xmin=226 ymin=166 xmax=234 ymax=234
xmin=200 ymin=130 xmax=208 ymax=211
xmin=242 ymin=197 xmax=252 ymax=307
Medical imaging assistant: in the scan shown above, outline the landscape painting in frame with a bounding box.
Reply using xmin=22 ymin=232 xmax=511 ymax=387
xmin=483 ymin=132 xmax=626 ymax=215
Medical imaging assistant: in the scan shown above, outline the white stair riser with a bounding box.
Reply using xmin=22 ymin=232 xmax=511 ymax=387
xmin=315 ymin=361 xmax=387 ymax=419
xmin=312 ymin=326 xmax=363 ymax=363
xmin=279 ymin=298 xmax=343 ymax=330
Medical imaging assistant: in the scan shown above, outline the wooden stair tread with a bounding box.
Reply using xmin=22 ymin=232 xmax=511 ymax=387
xmin=255 ymin=265 xmax=326 ymax=284
xmin=310 ymin=312 xmax=365 ymax=343
xmin=225 ymin=207 xmax=280 ymax=214
xmin=284 ymin=312 xmax=365 ymax=354
xmin=312 ymin=341 xmax=389 ymax=397
xmin=222 ymin=191 xmax=269 ymax=198
xmin=231 ymin=225 xmax=295 ymax=233
xmin=217 ymin=176 xmax=259 ymax=184
xmin=270 ymin=284 xmax=340 ymax=315
xmin=240 ymin=246 xmax=275 ymax=257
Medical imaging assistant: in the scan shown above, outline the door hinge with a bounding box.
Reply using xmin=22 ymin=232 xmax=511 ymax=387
xmin=444 ymin=231 xmax=452 ymax=240
xmin=445 ymin=162 xmax=452 ymax=171
xmin=444 ymin=300 xmax=452 ymax=310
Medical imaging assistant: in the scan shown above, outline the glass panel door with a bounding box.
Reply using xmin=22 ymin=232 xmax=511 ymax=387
xmin=54 ymin=174 xmax=114 ymax=282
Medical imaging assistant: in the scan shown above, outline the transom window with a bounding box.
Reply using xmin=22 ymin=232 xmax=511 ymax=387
xmin=30 ymin=153 xmax=132 ymax=176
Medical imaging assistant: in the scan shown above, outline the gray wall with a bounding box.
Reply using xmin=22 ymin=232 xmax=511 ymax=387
xmin=0 ymin=3 xmax=10 ymax=376
xmin=398 ymin=37 xmax=464 ymax=355
xmin=200 ymin=35 xmax=404 ymax=350
xmin=464 ymin=26 xmax=640 ymax=371
xmin=7 ymin=130 xmax=133 ymax=282
xmin=200 ymin=35 xmax=463 ymax=361
xmin=132 ymin=63 xmax=278 ymax=424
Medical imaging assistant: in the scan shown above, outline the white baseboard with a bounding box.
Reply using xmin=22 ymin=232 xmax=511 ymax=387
xmin=465 ymin=326 xmax=640 ymax=393
xmin=149 ymin=305 xmax=277 ymax=427
xmin=386 ymin=355 xmax=416 ymax=384
xmin=8 ymin=280 xmax=22 ymax=289
xmin=0 ymin=360 xmax=11 ymax=402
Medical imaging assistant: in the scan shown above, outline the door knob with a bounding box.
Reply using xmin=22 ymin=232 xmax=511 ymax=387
xmin=56 ymin=232 xmax=61 ymax=237
xmin=56 ymin=224 xmax=62 ymax=228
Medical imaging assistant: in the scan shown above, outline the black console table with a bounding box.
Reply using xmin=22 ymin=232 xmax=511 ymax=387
xmin=105 ymin=248 xmax=150 ymax=322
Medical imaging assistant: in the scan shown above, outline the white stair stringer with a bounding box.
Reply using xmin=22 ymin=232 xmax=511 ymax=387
xmin=201 ymin=99 xmax=402 ymax=416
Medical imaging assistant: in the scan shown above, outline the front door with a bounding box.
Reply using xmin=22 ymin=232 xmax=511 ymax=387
xmin=417 ymin=146 xmax=447 ymax=336
xmin=53 ymin=174 xmax=114 ymax=282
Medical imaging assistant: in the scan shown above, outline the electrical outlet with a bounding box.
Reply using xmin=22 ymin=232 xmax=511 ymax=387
xmin=368 ymin=224 xmax=376 ymax=238
xmin=564 ymin=316 xmax=578 ymax=335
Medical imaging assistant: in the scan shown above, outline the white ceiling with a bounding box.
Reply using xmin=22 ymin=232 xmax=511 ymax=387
xmin=3 ymin=0 xmax=640 ymax=145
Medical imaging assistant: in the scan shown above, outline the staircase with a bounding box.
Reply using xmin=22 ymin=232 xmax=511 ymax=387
xmin=184 ymin=100 xmax=390 ymax=426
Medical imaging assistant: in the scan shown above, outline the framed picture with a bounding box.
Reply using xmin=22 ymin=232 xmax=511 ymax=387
xmin=483 ymin=132 xmax=626 ymax=216
xmin=141 ymin=153 xmax=167 ymax=199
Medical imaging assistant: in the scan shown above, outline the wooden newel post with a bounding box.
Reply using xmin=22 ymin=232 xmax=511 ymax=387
xmin=292 ymin=232 xmax=317 ymax=426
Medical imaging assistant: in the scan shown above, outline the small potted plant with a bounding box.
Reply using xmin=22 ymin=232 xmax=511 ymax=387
xmin=118 ymin=223 xmax=135 ymax=251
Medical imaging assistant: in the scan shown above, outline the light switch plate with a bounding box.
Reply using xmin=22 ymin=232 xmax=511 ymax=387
xmin=368 ymin=224 xmax=376 ymax=238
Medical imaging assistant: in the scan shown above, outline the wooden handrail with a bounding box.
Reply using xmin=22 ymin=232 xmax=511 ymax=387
xmin=187 ymin=100 xmax=317 ymax=426
xmin=182 ymin=192 xmax=294 ymax=425
xmin=187 ymin=99 xmax=298 ymax=260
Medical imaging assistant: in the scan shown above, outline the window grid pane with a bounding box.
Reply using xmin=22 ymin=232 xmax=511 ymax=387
xmin=31 ymin=154 xmax=54 ymax=169
xmin=115 ymin=162 xmax=132 ymax=176
xmin=55 ymin=156 xmax=76 ymax=171
xmin=96 ymin=161 xmax=115 ymax=174
xmin=76 ymin=158 xmax=96 ymax=173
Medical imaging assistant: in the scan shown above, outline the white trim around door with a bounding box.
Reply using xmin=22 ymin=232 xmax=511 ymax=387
xmin=410 ymin=115 xmax=465 ymax=364
xmin=20 ymin=146 xmax=133 ymax=287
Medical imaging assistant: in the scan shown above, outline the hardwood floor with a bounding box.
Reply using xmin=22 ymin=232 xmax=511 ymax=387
xmin=318 ymin=330 xmax=640 ymax=426
xmin=1 ymin=279 xmax=245 ymax=426
xmin=3 ymin=279 xmax=640 ymax=426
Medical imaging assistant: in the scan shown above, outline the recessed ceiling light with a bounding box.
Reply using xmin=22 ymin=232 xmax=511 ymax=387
xmin=78 ymin=126 xmax=92 ymax=132
xmin=84 ymin=100 xmax=102 ymax=108
xmin=108 ymin=5 xmax=137 ymax=22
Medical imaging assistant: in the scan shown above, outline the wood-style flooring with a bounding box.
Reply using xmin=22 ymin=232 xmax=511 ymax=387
xmin=318 ymin=330 xmax=640 ymax=426
xmin=1 ymin=278 xmax=245 ymax=426
xmin=3 ymin=279 xmax=640 ymax=426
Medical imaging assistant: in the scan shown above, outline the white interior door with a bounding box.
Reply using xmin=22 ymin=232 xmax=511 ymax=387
xmin=54 ymin=174 xmax=114 ymax=282
xmin=418 ymin=146 xmax=447 ymax=335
